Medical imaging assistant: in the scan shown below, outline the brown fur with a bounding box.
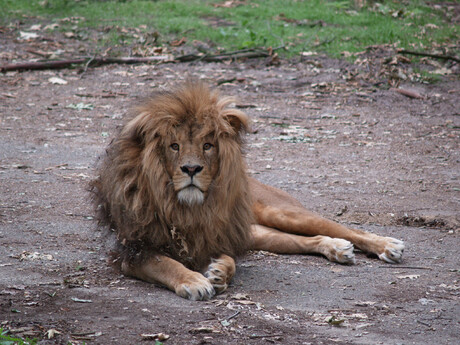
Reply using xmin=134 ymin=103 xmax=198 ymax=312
xmin=91 ymin=82 xmax=253 ymax=271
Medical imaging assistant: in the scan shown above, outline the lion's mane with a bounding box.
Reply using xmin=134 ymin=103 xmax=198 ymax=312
xmin=91 ymin=82 xmax=253 ymax=270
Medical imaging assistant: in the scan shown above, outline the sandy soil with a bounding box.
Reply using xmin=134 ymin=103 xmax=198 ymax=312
xmin=1 ymin=23 xmax=459 ymax=345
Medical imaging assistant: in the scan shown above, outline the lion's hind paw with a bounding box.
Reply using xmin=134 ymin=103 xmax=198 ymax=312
xmin=321 ymin=237 xmax=356 ymax=265
xmin=378 ymin=237 xmax=405 ymax=263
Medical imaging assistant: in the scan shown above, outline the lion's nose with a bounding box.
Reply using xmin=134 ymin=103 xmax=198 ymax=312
xmin=181 ymin=164 xmax=203 ymax=177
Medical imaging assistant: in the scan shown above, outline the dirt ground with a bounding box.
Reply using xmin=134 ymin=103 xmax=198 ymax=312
xmin=1 ymin=23 xmax=459 ymax=345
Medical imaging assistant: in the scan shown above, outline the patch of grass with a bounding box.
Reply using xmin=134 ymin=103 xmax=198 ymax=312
xmin=2 ymin=0 xmax=458 ymax=58
xmin=0 ymin=328 xmax=38 ymax=345
xmin=412 ymin=68 xmax=444 ymax=83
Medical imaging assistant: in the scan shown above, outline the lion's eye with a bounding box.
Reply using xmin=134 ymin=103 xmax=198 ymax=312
xmin=170 ymin=143 xmax=180 ymax=151
xmin=203 ymin=143 xmax=213 ymax=151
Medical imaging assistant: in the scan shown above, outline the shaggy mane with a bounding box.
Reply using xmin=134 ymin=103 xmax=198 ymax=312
xmin=91 ymin=82 xmax=253 ymax=270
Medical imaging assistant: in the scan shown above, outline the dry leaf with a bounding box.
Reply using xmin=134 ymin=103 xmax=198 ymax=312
xmin=46 ymin=329 xmax=61 ymax=339
xmin=44 ymin=23 xmax=59 ymax=30
xmin=19 ymin=31 xmax=39 ymax=40
xmin=397 ymin=274 xmax=420 ymax=280
xmin=140 ymin=333 xmax=170 ymax=341
xmin=49 ymin=77 xmax=68 ymax=85
xmin=19 ymin=251 xmax=53 ymax=261
xmin=170 ymin=37 xmax=187 ymax=47
xmin=432 ymin=67 xmax=452 ymax=75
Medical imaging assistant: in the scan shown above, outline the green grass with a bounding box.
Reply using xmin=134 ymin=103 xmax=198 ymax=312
xmin=0 ymin=329 xmax=37 ymax=345
xmin=1 ymin=0 xmax=458 ymax=58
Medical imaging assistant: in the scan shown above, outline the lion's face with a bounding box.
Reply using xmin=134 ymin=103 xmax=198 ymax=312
xmin=163 ymin=124 xmax=219 ymax=206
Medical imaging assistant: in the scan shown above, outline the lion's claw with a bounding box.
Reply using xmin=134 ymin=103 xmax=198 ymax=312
xmin=378 ymin=237 xmax=405 ymax=263
xmin=320 ymin=237 xmax=356 ymax=265
xmin=203 ymin=257 xmax=235 ymax=294
xmin=175 ymin=273 xmax=216 ymax=301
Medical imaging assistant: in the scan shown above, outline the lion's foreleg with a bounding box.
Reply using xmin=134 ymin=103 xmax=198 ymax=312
xmin=203 ymin=254 xmax=235 ymax=294
xmin=250 ymin=224 xmax=356 ymax=264
xmin=121 ymin=255 xmax=215 ymax=300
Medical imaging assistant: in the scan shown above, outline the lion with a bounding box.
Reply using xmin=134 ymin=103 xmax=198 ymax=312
xmin=91 ymin=81 xmax=404 ymax=300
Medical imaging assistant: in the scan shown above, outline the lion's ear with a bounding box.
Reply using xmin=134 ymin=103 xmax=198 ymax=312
xmin=123 ymin=111 xmax=156 ymax=147
xmin=223 ymin=110 xmax=249 ymax=135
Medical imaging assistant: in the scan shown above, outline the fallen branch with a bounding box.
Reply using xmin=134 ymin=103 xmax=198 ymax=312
xmin=1 ymin=47 xmax=280 ymax=72
xmin=174 ymin=48 xmax=272 ymax=63
xmin=0 ymin=55 xmax=172 ymax=72
xmin=397 ymin=49 xmax=460 ymax=63
xmin=391 ymin=87 xmax=425 ymax=99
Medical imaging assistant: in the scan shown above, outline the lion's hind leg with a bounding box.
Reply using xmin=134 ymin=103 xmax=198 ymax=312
xmin=254 ymin=202 xmax=404 ymax=263
xmin=121 ymin=255 xmax=215 ymax=301
xmin=251 ymin=225 xmax=356 ymax=264
xmin=250 ymin=178 xmax=404 ymax=263
xmin=203 ymin=254 xmax=236 ymax=294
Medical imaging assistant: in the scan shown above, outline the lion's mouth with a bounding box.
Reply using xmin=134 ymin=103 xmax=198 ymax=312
xmin=177 ymin=185 xmax=204 ymax=205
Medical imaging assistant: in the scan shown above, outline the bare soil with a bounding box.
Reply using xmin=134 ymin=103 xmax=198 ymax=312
xmin=1 ymin=22 xmax=459 ymax=345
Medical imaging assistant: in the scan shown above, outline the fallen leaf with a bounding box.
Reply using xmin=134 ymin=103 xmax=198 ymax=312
xmin=231 ymin=293 xmax=250 ymax=300
xmin=432 ymin=67 xmax=452 ymax=75
xmin=220 ymin=320 xmax=231 ymax=327
xmin=355 ymin=301 xmax=376 ymax=307
xmin=66 ymin=103 xmax=94 ymax=110
xmin=46 ymin=329 xmax=61 ymax=339
xmin=418 ymin=298 xmax=434 ymax=305
xmin=44 ymin=23 xmax=59 ymax=30
xmin=140 ymin=333 xmax=170 ymax=341
xmin=19 ymin=31 xmax=39 ymax=40
xmin=236 ymin=300 xmax=257 ymax=306
xmin=19 ymin=251 xmax=53 ymax=261
xmin=301 ymin=51 xmax=318 ymax=57
xmin=213 ymin=0 xmax=246 ymax=8
xmin=189 ymin=326 xmax=218 ymax=334
xmin=170 ymin=37 xmax=187 ymax=47
xmin=326 ymin=315 xmax=346 ymax=326
xmin=425 ymin=23 xmax=439 ymax=29
xmin=397 ymin=274 xmax=420 ymax=280
xmin=49 ymin=77 xmax=68 ymax=85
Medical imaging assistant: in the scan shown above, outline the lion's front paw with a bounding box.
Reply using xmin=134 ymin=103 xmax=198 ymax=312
xmin=320 ymin=237 xmax=356 ymax=265
xmin=203 ymin=256 xmax=235 ymax=294
xmin=378 ymin=237 xmax=405 ymax=263
xmin=175 ymin=272 xmax=216 ymax=301
xmin=204 ymin=265 xmax=229 ymax=294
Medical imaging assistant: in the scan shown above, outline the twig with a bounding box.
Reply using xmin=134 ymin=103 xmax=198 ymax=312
xmin=249 ymin=333 xmax=284 ymax=339
xmin=378 ymin=266 xmax=432 ymax=270
xmin=397 ymin=49 xmax=460 ymax=63
xmin=81 ymin=54 xmax=96 ymax=77
xmin=417 ymin=320 xmax=432 ymax=328
xmin=225 ymin=310 xmax=240 ymax=322
xmin=217 ymin=77 xmax=237 ymax=85
xmin=24 ymin=48 xmax=49 ymax=57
